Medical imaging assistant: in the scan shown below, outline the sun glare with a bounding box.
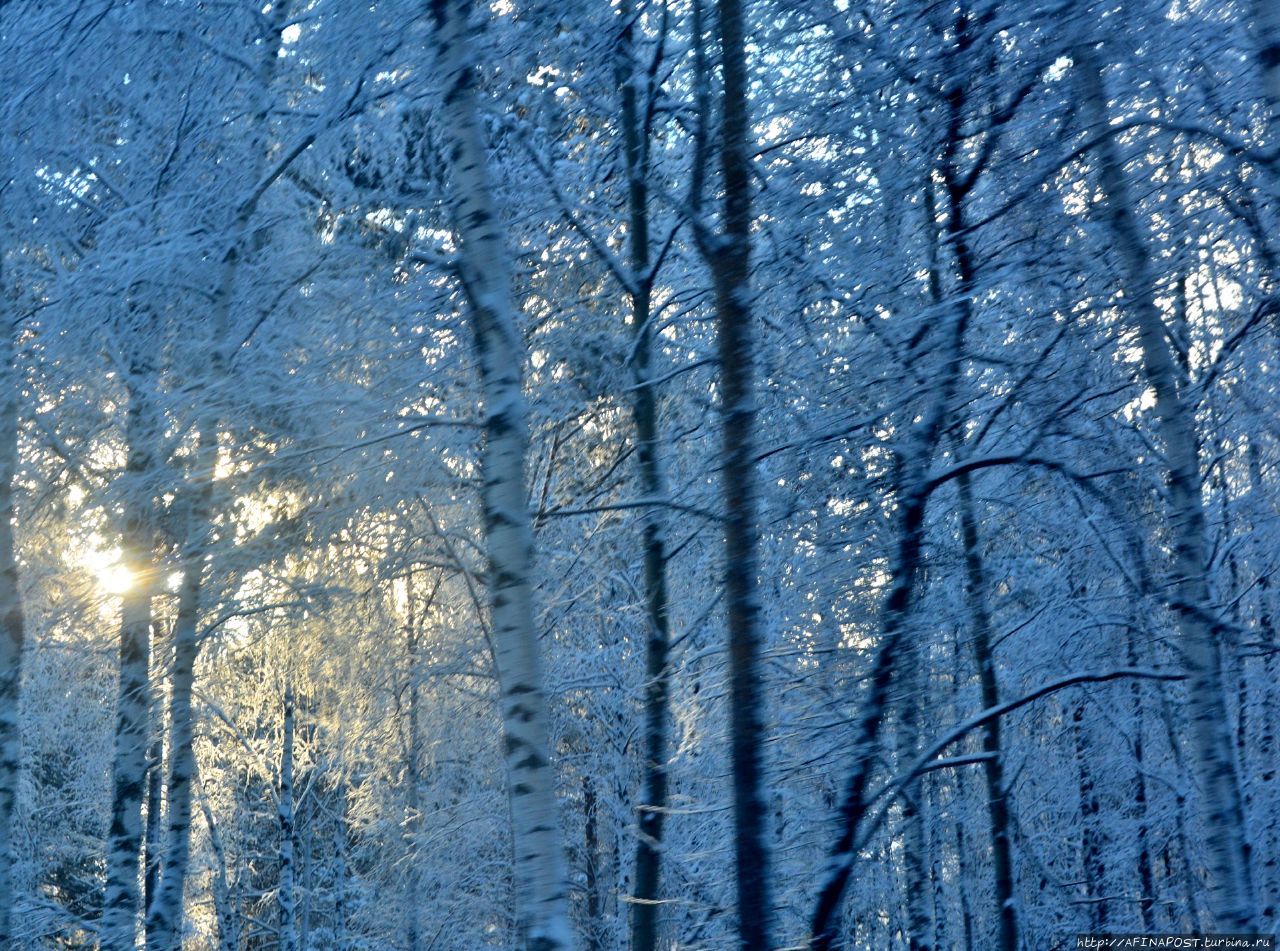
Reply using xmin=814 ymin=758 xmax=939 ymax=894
xmin=80 ymin=543 xmax=134 ymax=595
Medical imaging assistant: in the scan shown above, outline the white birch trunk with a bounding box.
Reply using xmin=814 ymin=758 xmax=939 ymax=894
xmin=102 ymin=356 xmax=158 ymax=951
xmin=201 ymin=797 xmax=238 ymax=951
xmin=429 ymin=2 xmax=573 ymax=947
xmin=142 ymin=728 xmax=162 ymax=931
xmin=1078 ymin=43 xmax=1257 ymax=931
xmin=145 ymin=553 xmax=202 ymax=951
xmin=1248 ymin=443 xmax=1279 ymax=925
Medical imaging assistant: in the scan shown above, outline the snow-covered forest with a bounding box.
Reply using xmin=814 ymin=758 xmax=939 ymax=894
xmin=1 ymin=0 xmax=1278 ymax=947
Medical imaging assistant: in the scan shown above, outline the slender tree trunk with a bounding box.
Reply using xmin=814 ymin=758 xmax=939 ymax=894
xmin=146 ymin=543 xmax=205 ymax=951
xmin=954 ymin=808 xmax=977 ymax=950
xmin=278 ymin=688 xmax=298 ymax=951
xmin=920 ymin=88 xmax=1017 ymax=943
xmin=300 ymin=813 xmax=312 ymax=950
xmin=142 ymin=709 xmax=163 ymax=934
xmin=1155 ymin=689 xmax=1207 ymax=931
xmin=1125 ymin=629 xmax=1157 ymax=932
xmin=615 ymin=6 xmax=676 ymax=948
xmin=429 ymin=3 xmax=573 ymax=947
xmin=1073 ymin=702 xmax=1106 ymax=930
xmin=102 ymin=359 xmax=158 ymax=951
xmin=333 ymin=778 xmax=349 ymax=951
xmin=0 ymin=320 xmax=23 ymax=947
xmin=1249 ymin=443 xmax=1278 ymax=925
xmin=406 ymin=581 xmax=424 ymax=951
xmin=1217 ymin=439 xmax=1252 ymax=853
xmin=895 ymin=644 xmax=933 ymax=951
xmin=1078 ymin=44 xmax=1256 ymax=930
xmin=583 ymin=776 xmax=601 ymax=951
xmin=956 ymin=471 xmax=1018 ymax=951
xmin=701 ymin=1 xmax=770 ymax=945
xmin=202 ymin=797 xmax=238 ymax=951
xmin=945 ymin=633 xmax=977 ymax=951
xmin=925 ymin=783 xmax=944 ymax=951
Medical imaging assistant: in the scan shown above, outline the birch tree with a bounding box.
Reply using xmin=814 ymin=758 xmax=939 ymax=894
xmin=428 ymin=1 xmax=573 ymax=947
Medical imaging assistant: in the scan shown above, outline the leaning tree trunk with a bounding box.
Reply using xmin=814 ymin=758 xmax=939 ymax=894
xmin=808 ymin=464 xmax=933 ymax=951
xmin=885 ymin=437 xmax=932 ymax=951
xmin=1078 ymin=43 xmax=1256 ymax=931
xmin=429 ymin=2 xmax=573 ymax=948
xmin=0 ymin=316 xmax=24 ymax=947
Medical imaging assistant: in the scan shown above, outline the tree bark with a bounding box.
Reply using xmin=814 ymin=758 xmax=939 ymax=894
xmin=201 ymin=796 xmax=238 ymax=951
xmin=429 ymin=3 xmax=574 ymax=947
xmin=583 ymin=776 xmax=601 ymax=951
xmin=615 ymin=5 xmax=676 ymax=948
xmin=702 ymin=0 xmax=771 ymax=945
xmin=102 ymin=356 xmax=158 ymax=951
xmin=957 ymin=471 xmax=1018 ymax=951
xmin=894 ymin=644 xmax=933 ymax=951
xmin=1125 ymin=628 xmax=1157 ymax=932
xmin=142 ymin=701 xmax=163 ymax=935
xmin=333 ymin=777 xmax=349 ymax=951
xmin=146 ymin=552 xmax=204 ymax=951
xmin=1248 ymin=443 xmax=1278 ymax=925
xmin=1072 ymin=701 xmax=1107 ymax=930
